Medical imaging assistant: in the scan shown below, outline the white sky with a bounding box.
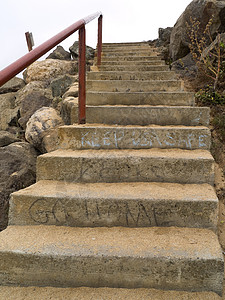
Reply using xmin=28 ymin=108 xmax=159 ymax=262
xmin=0 ymin=0 xmax=192 ymax=72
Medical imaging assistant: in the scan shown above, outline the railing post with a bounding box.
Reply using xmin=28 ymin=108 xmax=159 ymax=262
xmin=78 ymin=25 xmax=86 ymax=124
xmin=97 ymin=15 xmax=103 ymax=66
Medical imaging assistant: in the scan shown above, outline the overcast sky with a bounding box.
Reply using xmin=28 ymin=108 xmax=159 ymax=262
xmin=0 ymin=0 xmax=192 ymax=73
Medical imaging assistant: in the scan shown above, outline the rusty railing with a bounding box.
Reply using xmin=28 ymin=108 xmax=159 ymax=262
xmin=0 ymin=11 xmax=103 ymax=124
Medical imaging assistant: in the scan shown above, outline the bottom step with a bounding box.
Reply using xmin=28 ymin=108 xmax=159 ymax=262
xmin=0 ymin=286 xmax=221 ymax=300
xmin=0 ymin=226 xmax=223 ymax=295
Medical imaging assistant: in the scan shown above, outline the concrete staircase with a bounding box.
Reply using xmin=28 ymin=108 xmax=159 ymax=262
xmin=0 ymin=42 xmax=224 ymax=298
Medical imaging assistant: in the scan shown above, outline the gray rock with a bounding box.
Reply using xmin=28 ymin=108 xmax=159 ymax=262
xmin=0 ymin=142 xmax=38 ymax=230
xmin=46 ymin=46 xmax=71 ymax=61
xmin=18 ymin=90 xmax=52 ymax=129
xmin=25 ymin=107 xmax=63 ymax=153
xmin=0 ymin=93 xmax=19 ymax=130
xmin=0 ymin=77 xmax=25 ymax=94
xmin=0 ymin=131 xmax=20 ymax=147
xmin=69 ymin=41 xmax=95 ymax=60
xmin=50 ymin=75 xmax=78 ymax=98
xmin=170 ymin=0 xmax=225 ymax=61
xmin=156 ymin=27 xmax=173 ymax=47
xmin=171 ymin=53 xmax=198 ymax=78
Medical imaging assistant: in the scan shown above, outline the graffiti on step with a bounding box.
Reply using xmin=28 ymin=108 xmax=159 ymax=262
xmin=29 ymin=198 xmax=167 ymax=226
xmin=80 ymin=129 xmax=208 ymax=149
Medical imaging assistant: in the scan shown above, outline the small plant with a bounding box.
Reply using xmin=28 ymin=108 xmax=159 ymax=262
xmin=186 ymin=16 xmax=225 ymax=91
xmin=195 ymin=85 xmax=225 ymax=105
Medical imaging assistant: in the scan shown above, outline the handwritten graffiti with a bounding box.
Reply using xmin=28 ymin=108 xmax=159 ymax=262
xmin=80 ymin=129 xmax=208 ymax=149
xmin=28 ymin=198 xmax=161 ymax=226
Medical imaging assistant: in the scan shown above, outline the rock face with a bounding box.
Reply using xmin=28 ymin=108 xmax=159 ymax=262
xmin=46 ymin=46 xmax=71 ymax=61
xmin=0 ymin=93 xmax=19 ymax=130
xmin=50 ymin=75 xmax=77 ymax=98
xmin=18 ymin=90 xmax=52 ymax=129
xmin=0 ymin=77 xmax=25 ymax=94
xmin=170 ymin=0 xmax=225 ymax=61
xmin=69 ymin=41 xmax=95 ymax=60
xmin=0 ymin=142 xmax=37 ymax=230
xmin=0 ymin=131 xmax=20 ymax=147
xmin=25 ymin=107 xmax=63 ymax=153
xmin=23 ymin=59 xmax=78 ymax=83
xmin=156 ymin=27 xmax=173 ymax=47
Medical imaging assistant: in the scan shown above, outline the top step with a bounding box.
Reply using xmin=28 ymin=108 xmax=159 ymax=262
xmin=102 ymin=42 xmax=150 ymax=46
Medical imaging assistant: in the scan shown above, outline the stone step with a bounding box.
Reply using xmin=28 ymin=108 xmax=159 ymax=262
xmin=102 ymin=42 xmax=150 ymax=46
xmin=97 ymin=65 xmax=169 ymax=71
xmin=99 ymin=56 xmax=161 ymax=62
xmin=87 ymin=71 xmax=177 ymax=81
xmin=36 ymin=149 xmax=214 ymax=185
xmin=100 ymin=60 xmax=164 ymax=66
xmin=0 ymin=226 xmax=223 ymax=295
xmin=86 ymin=92 xmax=195 ymax=106
xmin=0 ymin=286 xmax=221 ymax=300
xmin=10 ymin=180 xmax=218 ymax=229
xmin=58 ymin=125 xmax=211 ymax=150
xmin=101 ymin=46 xmax=155 ymax=53
xmin=86 ymin=80 xmax=182 ymax=92
xmin=102 ymin=51 xmax=159 ymax=57
xmin=70 ymin=105 xmax=209 ymax=126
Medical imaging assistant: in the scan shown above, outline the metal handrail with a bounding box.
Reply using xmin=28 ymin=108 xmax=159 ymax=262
xmin=0 ymin=11 xmax=103 ymax=124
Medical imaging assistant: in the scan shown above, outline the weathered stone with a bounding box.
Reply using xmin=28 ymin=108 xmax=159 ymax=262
xmin=23 ymin=59 xmax=78 ymax=83
xmin=61 ymin=97 xmax=78 ymax=125
xmin=87 ymin=71 xmax=176 ymax=81
xmin=18 ymin=90 xmax=52 ymax=129
xmin=37 ymin=149 xmax=215 ymax=185
xmin=156 ymin=27 xmax=173 ymax=47
xmin=69 ymin=41 xmax=95 ymax=60
xmin=0 ymin=226 xmax=223 ymax=295
xmin=59 ymin=125 xmax=211 ymax=150
xmin=0 ymin=142 xmax=37 ymax=230
xmin=0 ymin=93 xmax=19 ymax=130
xmin=0 ymin=131 xmax=20 ymax=147
xmin=46 ymin=46 xmax=71 ymax=61
xmin=170 ymin=0 xmax=225 ymax=61
xmin=62 ymin=82 xmax=79 ymax=99
xmin=86 ymin=91 xmax=195 ymax=106
xmin=171 ymin=53 xmax=198 ymax=78
xmin=86 ymin=80 xmax=182 ymax=92
xmin=25 ymin=107 xmax=63 ymax=153
xmin=10 ymin=181 xmax=218 ymax=230
xmin=0 ymin=77 xmax=25 ymax=94
xmin=50 ymin=75 xmax=78 ymax=98
xmin=0 ymin=286 xmax=221 ymax=300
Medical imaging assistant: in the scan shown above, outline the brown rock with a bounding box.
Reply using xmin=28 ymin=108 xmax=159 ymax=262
xmin=25 ymin=107 xmax=63 ymax=153
xmin=0 ymin=77 xmax=25 ymax=94
xmin=23 ymin=59 xmax=78 ymax=84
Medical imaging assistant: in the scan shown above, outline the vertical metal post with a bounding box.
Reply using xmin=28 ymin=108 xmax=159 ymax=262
xmin=97 ymin=15 xmax=103 ymax=66
xmin=25 ymin=32 xmax=33 ymax=52
xmin=78 ymin=25 xmax=86 ymax=124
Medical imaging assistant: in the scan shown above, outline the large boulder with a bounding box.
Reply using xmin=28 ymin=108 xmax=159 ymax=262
xmin=0 ymin=77 xmax=25 ymax=94
xmin=25 ymin=107 xmax=63 ymax=153
xmin=170 ymin=0 xmax=225 ymax=61
xmin=46 ymin=45 xmax=71 ymax=61
xmin=0 ymin=93 xmax=19 ymax=130
xmin=0 ymin=142 xmax=38 ymax=230
xmin=69 ymin=41 xmax=95 ymax=60
xmin=23 ymin=59 xmax=78 ymax=84
xmin=18 ymin=90 xmax=52 ymax=129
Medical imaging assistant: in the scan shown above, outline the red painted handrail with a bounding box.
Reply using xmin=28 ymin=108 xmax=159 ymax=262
xmin=0 ymin=11 xmax=103 ymax=124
